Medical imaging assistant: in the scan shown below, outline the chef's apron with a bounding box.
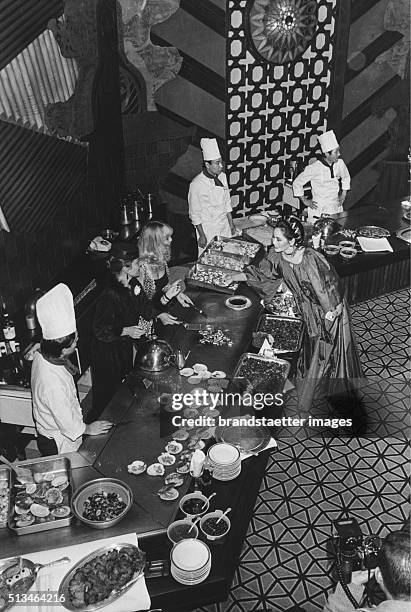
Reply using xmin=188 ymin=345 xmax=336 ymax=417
xmin=196 ymin=192 xmax=232 ymax=255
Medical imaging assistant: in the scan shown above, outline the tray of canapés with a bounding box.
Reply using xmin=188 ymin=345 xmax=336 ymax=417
xmin=265 ymin=292 xmax=298 ymax=317
xmin=252 ymin=314 xmax=304 ymax=354
xmin=186 ymin=263 xmax=239 ymax=294
xmin=231 ymin=353 xmax=290 ymax=394
xmin=7 ymin=457 xmax=73 ymax=535
xmin=207 ymin=236 xmax=261 ymax=264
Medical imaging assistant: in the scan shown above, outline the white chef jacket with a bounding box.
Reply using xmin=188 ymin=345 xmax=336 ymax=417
xmin=292 ymin=159 xmax=350 ymax=222
xmin=188 ymin=171 xmax=233 ymax=254
xmin=31 ymin=352 xmax=85 ymax=453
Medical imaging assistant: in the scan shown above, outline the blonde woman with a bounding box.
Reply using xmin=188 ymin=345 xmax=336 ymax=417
xmin=137 ymin=221 xmax=193 ymax=308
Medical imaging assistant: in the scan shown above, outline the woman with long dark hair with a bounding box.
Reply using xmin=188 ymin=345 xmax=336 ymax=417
xmin=229 ymin=217 xmax=363 ymax=407
xmin=90 ymin=254 xmax=179 ymax=420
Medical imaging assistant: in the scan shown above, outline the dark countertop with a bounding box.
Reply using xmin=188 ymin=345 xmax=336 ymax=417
xmin=0 ymin=284 xmax=270 ymax=611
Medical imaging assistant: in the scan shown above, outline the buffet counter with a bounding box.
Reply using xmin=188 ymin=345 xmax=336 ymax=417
xmin=0 ymin=285 xmax=272 ymax=612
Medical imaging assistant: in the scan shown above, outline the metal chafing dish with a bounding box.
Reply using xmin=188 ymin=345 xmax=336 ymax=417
xmin=134 ymin=335 xmax=176 ymax=373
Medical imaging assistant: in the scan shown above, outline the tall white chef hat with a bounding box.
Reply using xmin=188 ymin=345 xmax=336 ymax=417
xmin=200 ymin=138 xmax=221 ymax=161
xmin=36 ymin=283 xmax=76 ymax=340
xmin=318 ymin=130 xmax=339 ymax=153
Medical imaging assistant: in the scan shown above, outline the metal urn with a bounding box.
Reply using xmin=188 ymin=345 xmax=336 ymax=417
xmin=313 ymin=217 xmax=341 ymax=240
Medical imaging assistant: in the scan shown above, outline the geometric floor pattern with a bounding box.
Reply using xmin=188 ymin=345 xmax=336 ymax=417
xmin=195 ymin=289 xmax=411 ymax=612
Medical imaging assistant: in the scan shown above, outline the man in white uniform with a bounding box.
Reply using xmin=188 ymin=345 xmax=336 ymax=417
xmin=292 ymin=130 xmax=350 ymax=223
xmin=32 ymin=283 xmax=112 ymax=455
xmin=188 ymin=138 xmax=235 ymax=254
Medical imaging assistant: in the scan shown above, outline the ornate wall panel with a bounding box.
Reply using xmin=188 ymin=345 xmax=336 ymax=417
xmin=227 ymin=0 xmax=337 ymax=216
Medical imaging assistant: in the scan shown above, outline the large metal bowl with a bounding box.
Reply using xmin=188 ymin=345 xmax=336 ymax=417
xmin=71 ymin=478 xmax=133 ymax=530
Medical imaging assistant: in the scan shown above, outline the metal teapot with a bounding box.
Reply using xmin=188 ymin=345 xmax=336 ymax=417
xmin=313 ymin=217 xmax=341 ymax=240
xmin=135 ymin=335 xmax=175 ymax=372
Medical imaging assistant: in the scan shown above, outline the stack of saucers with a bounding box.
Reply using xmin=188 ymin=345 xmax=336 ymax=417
xmin=207 ymin=443 xmax=241 ymax=481
xmin=170 ymin=539 xmax=211 ymax=585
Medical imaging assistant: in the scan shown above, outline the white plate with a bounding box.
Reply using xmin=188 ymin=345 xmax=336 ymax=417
xmin=208 ymin=443 xmax=240 ymax=465
xmin=211 ymin=371 xmax=226 ymax=379
xmin=147 ymin=463 xmax=165 ymax=476
xmin=180 ymin=367 xmax=194 ymax=377
xmin=188 ymin=376 xmax=203 ymax=385
xmin=127 ymin=460 xmax=146 ymax=475
xmin=171 ymin=539 xmax=210 ymax=571
xmin=192 ymin=363 xmax=208 ymax=373
xmin=158 ymin=453 xmax=176 ymax=466
xmin=166 ymin=442 xmax=183 ymax=455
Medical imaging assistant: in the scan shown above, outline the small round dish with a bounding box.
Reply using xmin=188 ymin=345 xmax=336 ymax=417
xmin=192 ymin=363 xmax=208 ymax=373
xmin=147 ymin=463 xmax=165 ymax=476
xmin=323 ymin=244 xmax=340 ymax=256
xmin=158 ymin=453 xmax=176 ymax=466
xmin=339 ymin=240 xmax=356 ymax=249
xmin=167 ymin=519 xmax=198 ymax=544
xmin=127 ymin=460 xmax=147 ymax=475
xmin=179 ymin=492 xmax=209 ymax=518
xmin=166 ymin=441 xmax=183 ymax=455
xmin=157 ymin=486 xmax=179 ymax=501
xmin=200 ymin=510 xmax=231 ymax=541
xmin=180 ymin=367 xmax=194 ymax=377
xmin=340 ymin=247 xmax=357 ymax=259
xmin=211 ymin=371 xmax=226 ymax=379
xmin=225 ymin=295 xmax=251 ymax=311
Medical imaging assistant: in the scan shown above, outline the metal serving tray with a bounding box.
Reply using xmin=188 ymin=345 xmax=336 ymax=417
xmin=58 ymin=542 xmax=146 ymax=611
xmin=0 ymin=466 xmax=11 ymax=529
xmin=186 ymin=263 xmax=239 ymax=295
xmin=255 ymin=314 xmax=304 ymax=354
xmin=199 ymin=249 xmax=246 ymax=272
xmin=231 ymin=353 xmax=290 ymax=395
xmin=8 ymin=456 xmax=74 ymax=535
xmin=207 ymin=236 xmax=261 ymax=265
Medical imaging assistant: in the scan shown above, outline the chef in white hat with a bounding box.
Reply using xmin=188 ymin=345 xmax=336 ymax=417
xmin=188 ymin=138 xmax=236 ymax=254
xmin=31 ymin=283 xmax=112 ymax=455
xmin=292 ymin=129 xmax=351 ymax=222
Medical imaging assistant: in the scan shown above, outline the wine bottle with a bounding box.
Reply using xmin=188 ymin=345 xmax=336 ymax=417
xmin=1 ymin=298 xmax=15 ymax=341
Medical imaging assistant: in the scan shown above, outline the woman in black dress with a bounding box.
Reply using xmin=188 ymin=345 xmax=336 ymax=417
xmin=89 ymin=254 xmax=179 ymax=421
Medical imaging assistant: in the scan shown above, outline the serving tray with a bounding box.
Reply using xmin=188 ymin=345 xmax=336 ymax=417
xmin=254 ymin=314 xmax=304 ymax=354
xmin=357 ymin=225 xmax=390 ymax=238
xmin=231 ymin=353 xmax=290 ymax=395
xmin=207 ymin=236 xmax=261 ymax=265
xmin=8 ymin=456 xmax=73 ymax=535
xmin=186 ymin=263 xmax=238 ymax=295
xmin=58 ymin=543 xmax=146 ymax=611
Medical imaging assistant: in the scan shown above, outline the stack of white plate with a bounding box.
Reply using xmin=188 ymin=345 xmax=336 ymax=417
xmin=207 ymin=443 xmax=241 ymax=481
xmin=171 ymin=539 xmax=211 ymax=585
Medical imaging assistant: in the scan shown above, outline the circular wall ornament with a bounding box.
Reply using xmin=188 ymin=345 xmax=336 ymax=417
xmin=245 ymin=0 xmax=318 ymax=64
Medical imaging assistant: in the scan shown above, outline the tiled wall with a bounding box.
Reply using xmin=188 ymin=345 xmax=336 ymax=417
xmin=226 ymin=0 xmax=337 ymax=216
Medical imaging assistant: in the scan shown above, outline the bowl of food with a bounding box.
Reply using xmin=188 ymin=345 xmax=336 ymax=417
xmin=339 ymin=240 xmax=356 ymax=249
xmin=323 ymin=244 xmax=340 ymax=256
xmin=167 ymin=519 xmax=198 ymax=544
xmin=200 ymin=510 xmax=231 ymax=541
xmin=340 ymin=247 xmax=357 ymax=259
xmin=72 ymin=478 xmax=133 ymax=529
xmin=179 ymin=493 xmax=209 ymax=519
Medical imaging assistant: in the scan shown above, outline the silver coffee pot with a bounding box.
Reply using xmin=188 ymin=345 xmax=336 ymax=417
xmin=135 ymin=335 xmax=178 ymax=373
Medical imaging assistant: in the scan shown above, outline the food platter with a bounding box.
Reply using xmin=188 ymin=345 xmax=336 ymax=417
xmin=8 ymin=457 xmax=73 ymax=535
xmin=254 ymin=315 xmax=304 ymax=353
xmin=215 ymin=424 xmax=271 ymax=454
xmin=58 ymin=543 xmax=146 ymax=611
xmin=231 ymin=353 xmax=290 ymax=395
xmin=357 ymin=226 xmax=390 ymax=239
xmin=396 ymin=227 xmax=411 ymax=244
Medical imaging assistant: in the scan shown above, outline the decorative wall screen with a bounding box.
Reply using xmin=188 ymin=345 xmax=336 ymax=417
xmin=0 ymin=28 xmax=80 ymax=143
xmin=227 ymin=0 xmax=337 ymax=216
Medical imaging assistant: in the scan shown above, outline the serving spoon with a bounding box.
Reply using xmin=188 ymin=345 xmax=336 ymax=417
xmin=188 ymin=516 xmax=201 ymax=534
xmin=216 ymin=507 xmax=232 ymax=524
xmin=201 ymin=492 xmax=216 ymax=509
xmin=3 ymin=556 xmax=70 ymax=589
xmin=0 ymin=455 xmax=33 ymax=483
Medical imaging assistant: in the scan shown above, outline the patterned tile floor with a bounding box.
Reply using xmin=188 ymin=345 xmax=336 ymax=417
xmin=195 ymin=289 xmax=410 ymax=612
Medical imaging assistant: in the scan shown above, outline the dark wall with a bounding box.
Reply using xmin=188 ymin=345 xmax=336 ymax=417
xmin=0 ymin=121 xmax=110 ymax=312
